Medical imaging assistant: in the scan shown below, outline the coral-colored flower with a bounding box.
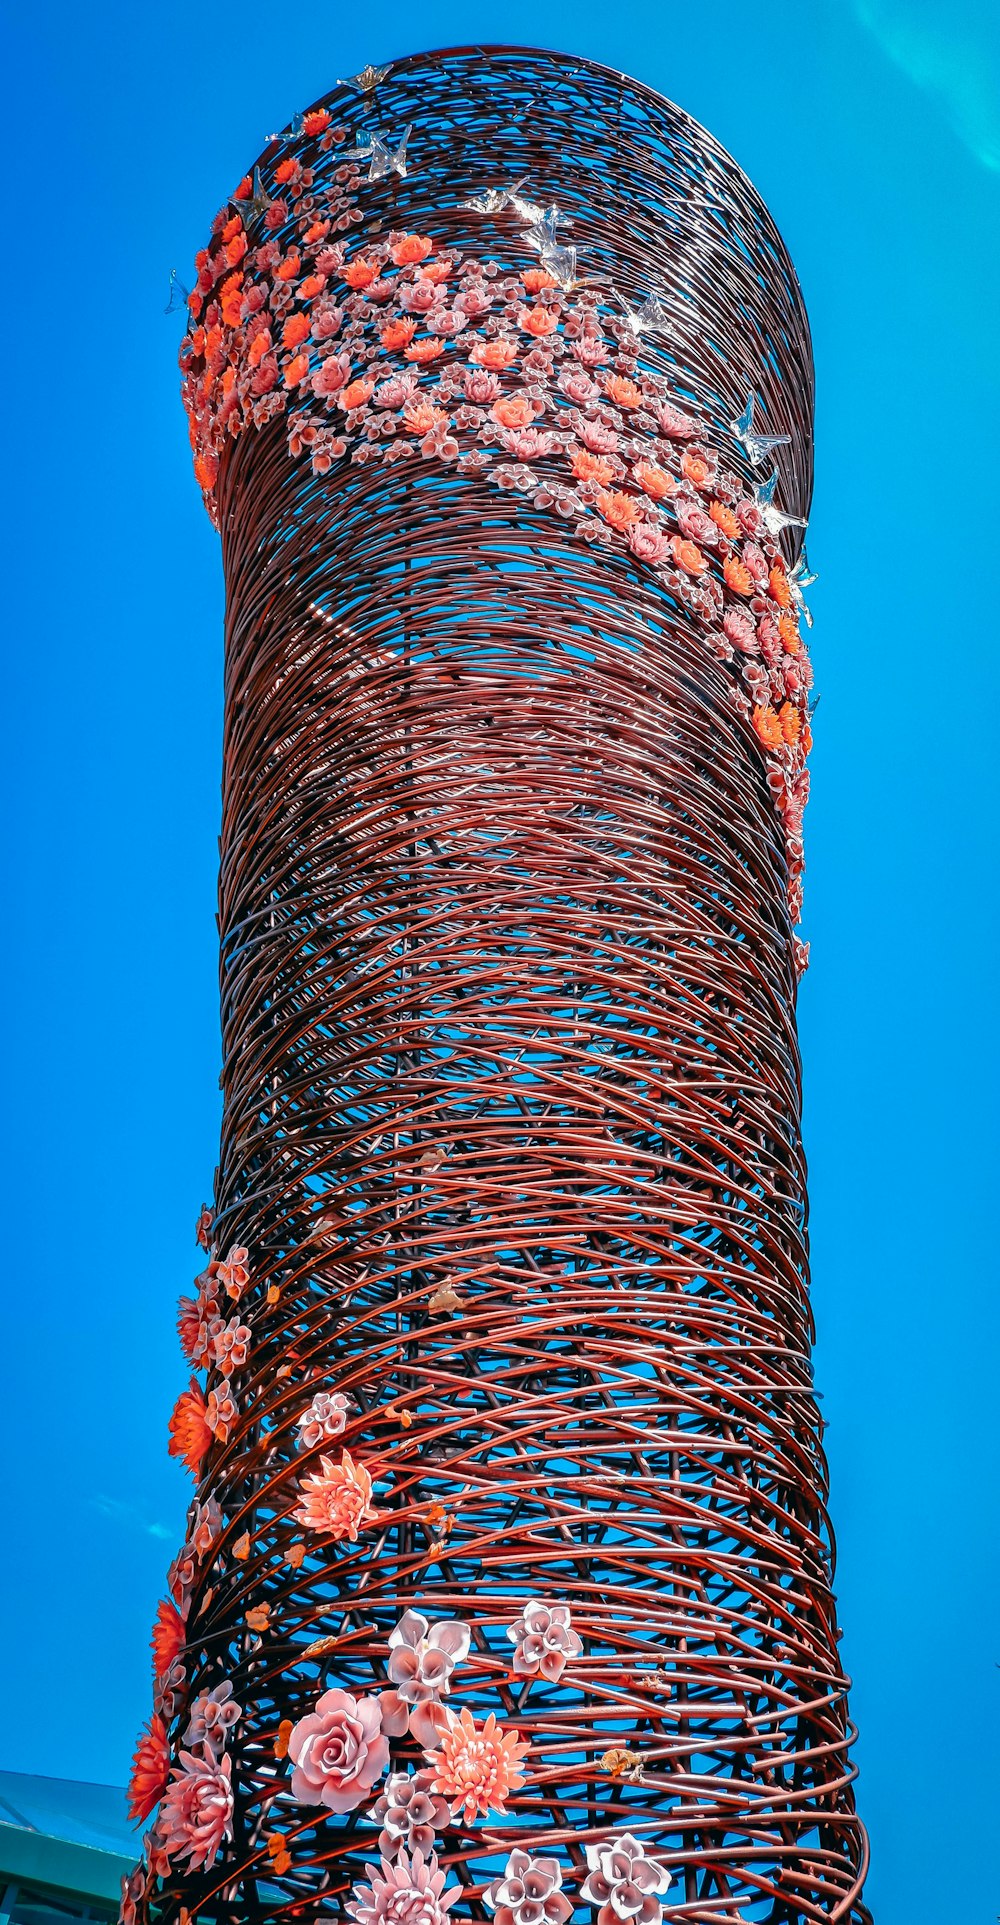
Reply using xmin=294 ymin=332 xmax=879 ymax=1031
xmin=426 ymin=1708 xmax=530 ymax=1824
xmin=233 ymin=175 xmax=252 ymax=201
xmin=276 ymin=251 xmax=301 ymax=283
xmin=282 ymin=310 xmax=311 ymax=351
xmin=680 ymin=445 xmax=716 ymax=488
xmin=248 ymin=330 xmax=273 ymax=369
xmin=632 ymin=460 xmax=673 ymax=502
xmin=486 ymin=1849 xmax=573 ymax=1925
xmin=184 ymin=1681 xmax=241 ymax=1756
xmin=708 ymin=499 xmax=739 ymax=539
xmin=212 ymin=1314 xmax=251 ymax=1377
xmin=193 ymin=453 xmax=218 ymax=492
xmin=418 ymin=259 xmax=451 ymax=285
xmin=284 ymin=352 xmax=311 ymax=389
xmin=778 ymin=612 xmax=801 ymax=653
xmin=404 ymin=338 xmax=444 ymax=364
xmin=159 ymin=1748 xmax=233 ymax=1871
xmin=571 ymin=449 xmax=615 ymax=486
xmin=205 ymin=1385 xmax=238 ymax=1441
xmin=224 ymin=232 xmax=246 ymax=269
xmin=404 ymin=400 xmax=447 ymax=436
xmin=302 ymin=109 xmax=331 ymax=137
xmin=120 ymin=1863 xmax=145 ymax=1925
xmin=491 ymin=393 xmax=534 ymax=430
xmin=381 ymin=318 xmax=417 ymax=351
xmin=391 ymin=234 xmax=435 ymax=265
xmin=288 ymin=1687 xmax=389 ymax=1810
xmin=274 ymin=158 xmax=299 ymax=186
xmin=519 ymin=304 xmax=559 ymax=338
xmin=168 ymin=1382 xmax=212 ymax=1475
xmin=369 ymin=1770 xmax=451 ymax=1861
xmin=294 ymin=1448 xmax=375 ymax=1538
xmin=128 ymin=1714 xmax=169 ymax=1823
xmin=769 ymin=564 xmax=792 ymax=609
xmin=604 ymin=375 xmax=643 ymax=410
xmin=347 ymin=1848 xmax=458 ymax=1925
xmin=388 ymin=1610 xmax=470 ymax=1704
xmin=752 ymin=705 xmax=784 ymax=751
xmin=723 ymin=555 xmax=753 ymax=596
xmin=471 ymin=339 xmax=518 ymax=371
xmin=341 ymin=378 xmax=375 ymax=410
xmin=343 ymin=257 xmax=380 ymax=289
xmin=779 ymin=700 xmax=802 ymax=744
xmin=151 ymin=1598 xmax=186 ymax=1682
xmin=596 ymin=490 xmax=640 ymax=531
xmin=671 ymin=537 xmax=707 ymax=575
xmin=522 ymin=267 xmax=558 ymax=293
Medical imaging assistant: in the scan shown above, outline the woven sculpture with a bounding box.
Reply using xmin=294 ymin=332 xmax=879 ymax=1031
xmin=126 ymin=46 xmax=870 ymax=1925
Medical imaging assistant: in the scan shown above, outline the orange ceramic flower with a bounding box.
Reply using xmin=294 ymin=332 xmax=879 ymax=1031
xmin=293 ymin=1449 xmax=375 ymax=1539
xmin=491 ymin=394 xmax=534 ymax=430
xmin=571 ymin=449 xmax=615 ymax=486
xmin=284 ymin=352 xmax=311 ymax=389
xmin=390 ymin=234 xmax=435 ymax=265
xmin=671 ymin=536 xmax=707 ymax=575
xmin=419 ymin=259 xmax=451 ymax=285
xmin=680 ymin=447 xmax=714 ymax=489
xmin=708 ymin=499 xmax=739 ymax=539
xmin=276 ymin=252 xmax=302 ymax=283
xmin=723 ymin=556 xmax=753 ymax=596
xmin=381 ymin=318 xmax=417 ymax=351
xmin=778 ymin=612 xmax=801 ymax=653
xmin=519 ymin=304 xmax=559 ymax=338
xmin=596 ymin=490 xmax=640 ymax=531
xmin=404 ymin=338 xmax=445 ymax=364
xmin=633 ymin=460 xmax=673 ymax=502
xmin=342 ymin=257 xmax=380 ymax=289
xmin=248 ymin=331 xmax=272 ymax=368
xmin=769 ymin=564 xmax=792 ymax=609
xmin=302 ymin=109 xmax=331 ymax=136
xmin=151 ymin=1598 xmax=186 ymax=1682
xmin=128 ymin=1713 xmax=169 ymax=1823
xmin=303 ymin=222 xmax=330 ymax=245
xmin=233 ymin=175 xmax=252 ymax=201
xmin=193 ymin=454 xmax=218 ymax=493
xmin=219 ymin=276 xmax=244 ymax=327
xmin=427 ymin=1708 xmax=530 ymax=1824
xmin=224 ymin=232 xmax=247 ymax=268
xmin=299 ymin=274 xmax=326 ymax=301
xmin=752 ymin=705 xmax=784 ymax=751
xmin=168 ymin=1381 xmax=212 ymax=1474
xmin=605 ymin=375 xmax=643 ymax=410
xmin=282 ymin=313 xmax=311 ymax=350
xmin=274 ymin=158 xmax=299 ymax=185
xmin=779 ymin=701 xmax=802 ymax=744
xmin=521 ymin=267 xmax=558 ymax=293
xmin=472 ymin=340 xmax=518 ymax=371
xmin=404 ymin=401 xmax=446 ymax=436
xmin=340 ymin=378 xmax=375 ymax=410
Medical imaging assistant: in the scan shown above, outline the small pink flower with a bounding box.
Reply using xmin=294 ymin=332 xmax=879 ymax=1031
xmin=486 ymin=1849 xmax=573 ymax=1925
xmin=119 ymin=1864 xmax=145 ymax=1925
xmin=216 ymin=1245 xmax=250 ymax=1301
xmin=159 ymin=1747 xmax=233 ymax=1872
xmin=627 ymin=521 xmax=670 ymax=565
xmin=504 ymin=428 xmax=554 ymax=461
xmin=312 ymin=304 xmax=344 ymax=340
xmin=368 ymin=1768 xmax=451 ymax=1860
xmin=571 ymin=335 xmax=611 ymax=368
xmin=388 ymin=1610 xmax=470 ymax=1705
xmin=506 ymin=1600 xmax=582 ymax=1682
xmin=675 ymin=498 xmax=719 ymax=547
xmin=426 ymin=307 xmax=465 ymax=337
xmin=723 ymin=606 xmax=757 ymax=653
xmin=184 ymin=1681 xmax=241 ymax=1755
xmin=212 ymin=1316 xmax=250 ymax=1376
xmin=312 ymin=353 xmax=351 ymax=397
xmin=581 ymin=1835 xmax=671 ymax=1925
xmin=293 ymin=1448 xmax=375 ymax=1538
xmin=463 ymin=368 xmax=501 ymax=403
xmin=205 ymin=1386 xmax=238 ymax=1442
xmin=742 ymin=539 xmax=769 ymax=584
xmin=558 ymin=367 xmax=599 ymax=405
xmin=373 ymin=374 xmax=417 ymax=411
xmin=421 ymin=424 xmax=460 ymax=461
xmin=656 ymin=401 xmax=698 ymax=439
xmin=296 ymin=1389 xmax=350 ymax=1449
xmin=347 ymin=1848 xmax=458 ymax=1925
xmin=190 ymin=1496 xmax=223 ymax=1560
xmin=288 ymin=1687 xmax=389 ymax=1812
xmin=455 ymin=284 xmax=492 ymax=318
xmin=577 ymin=418 xmax=619 ymax=454
xmin=401 ymin=280 xmax=438 ymax=315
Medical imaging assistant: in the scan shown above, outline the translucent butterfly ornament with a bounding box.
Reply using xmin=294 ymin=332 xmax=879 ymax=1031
xmin=342 ymin=124 xmax=412 ymax=181
xmin=755 ymin=469 xmax=808 ymax=541
xmin=164 ymin=269 xmax=191 ymax=316
xmin=460 ymin=177 xmax=531 ymax=215
xmin=731 ymin=395 xmax=791 ymax=468
xmin=267 ymin=110 xmax=306 ymax=144
xmin=790 ymin=550 xmax=818 ymax=629
xmin=339 ymin=63 xmax=392 ymax=94
xmin=234 ymin=167 xmax=275 ymax=225
xmin=615 ymin=290 xmax=678 ymax=340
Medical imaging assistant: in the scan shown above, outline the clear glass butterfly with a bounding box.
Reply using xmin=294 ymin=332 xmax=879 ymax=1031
xmin=342 ymin=124 xmax=411 ymax=181
xmin=339 ymin=63 xmax=392 ymax=94
xmin=234 ymin=167 xmax=274 ymax=223
xmin=615 ymin=290 xmax=677 ymax=339
xmin=164 ymin=269 xmax=190 ymax=316
xmin=731 ymin=395 xmax=791 ymax=467
xmin=460 ymin=177 xmax=530 ymax=214
xmin=267 ymin=110 xmax=305 ymax=143
xmin=790 ymin=550 xmax=818 ymax=628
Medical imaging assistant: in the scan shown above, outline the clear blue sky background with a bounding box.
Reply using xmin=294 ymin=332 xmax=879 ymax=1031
xmin=2 ymin=2 xmax=997 ymax=1918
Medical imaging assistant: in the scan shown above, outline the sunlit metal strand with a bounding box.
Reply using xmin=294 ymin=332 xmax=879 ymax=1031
xmin=146 ymin=45 xmax=868 ymax=1925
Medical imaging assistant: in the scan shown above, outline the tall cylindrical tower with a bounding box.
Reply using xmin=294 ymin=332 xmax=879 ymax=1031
xmin=127 ymin=48 xmax=869 ymax=1925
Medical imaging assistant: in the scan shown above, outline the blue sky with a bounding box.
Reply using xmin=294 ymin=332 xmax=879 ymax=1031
xmin=2 ymin=2 xmax=998 ymax=1919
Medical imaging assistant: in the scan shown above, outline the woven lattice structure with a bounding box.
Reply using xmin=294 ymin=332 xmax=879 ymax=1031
xmin=127 ymin=46 xmax=870 ymax=1925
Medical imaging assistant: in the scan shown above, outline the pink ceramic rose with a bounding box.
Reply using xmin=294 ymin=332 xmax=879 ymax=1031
xmin=288 ymin=1687 xmax=389 ymax=1811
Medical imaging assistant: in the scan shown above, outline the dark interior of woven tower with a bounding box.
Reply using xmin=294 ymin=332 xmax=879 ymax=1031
xmin=155 ymin=46 xmax=869 ymax=1925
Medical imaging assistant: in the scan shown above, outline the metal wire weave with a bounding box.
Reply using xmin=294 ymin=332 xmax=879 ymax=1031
xmin=134 ymin=45 xmax=870 ymax=1925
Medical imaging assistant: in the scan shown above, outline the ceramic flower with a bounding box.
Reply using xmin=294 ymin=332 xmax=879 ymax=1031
xmin=168 ymin=1382 xmax=212 ymax=1475
xmin=184 ymin=1681 xmax=241 ymax=1755
xmin=580 ymin=1834 xmax=672 ymax=1925
xmin=506 ymin=1600 xmax=582 ymax=1682
xmin=296 ymin=1389 xmax=351 ymax=1449
xmin=367 ymin=1768 xmax=451 ymax=1860
xmin=158 ymin=1747 xmax=233 ymax=1871
xmin=347 ymin=1847 xmax=458 ymax=1925
xmin=287 ymin=1687 xmax=389 ymax=1811
xmin=151 ymin=1598 xmax=186 ymax=1683
xmin=485 ymin=1849 xmax=573 ymax=1925
xmin=293 ymin=1448 xmax=375 ymax=1538
xmin=127 ymin=1714 xmax=169 ymax=1823
xmin=387 ymin=1610 xmax=470 ymax=1704
xmin=212 ymin=1316 xmax=251 ymax=1376
xmin=426 ymin=1708 xmax=530 ymax=1823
